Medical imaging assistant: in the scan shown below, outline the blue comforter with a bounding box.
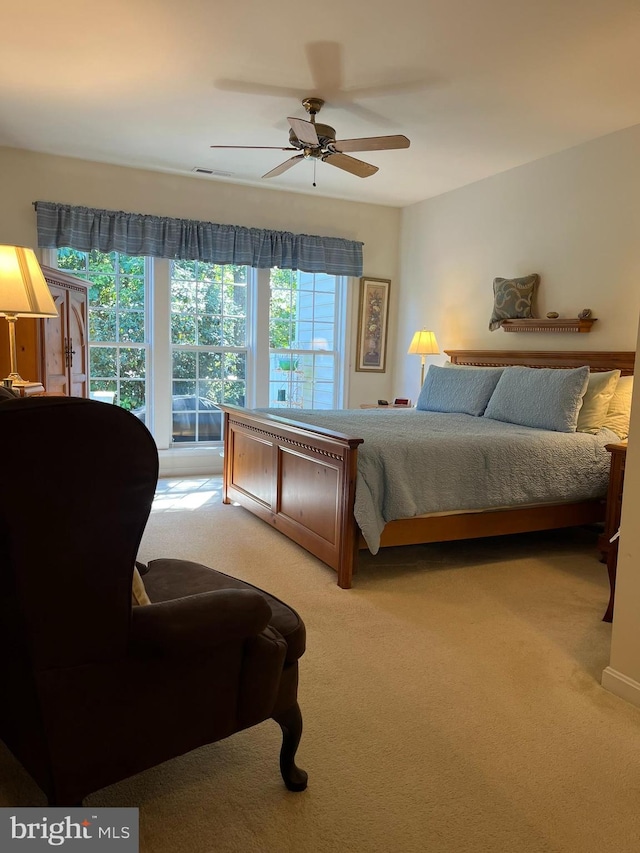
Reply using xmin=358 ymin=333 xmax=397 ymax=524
xmin=262 ymin=409 xmax=617 ymax=553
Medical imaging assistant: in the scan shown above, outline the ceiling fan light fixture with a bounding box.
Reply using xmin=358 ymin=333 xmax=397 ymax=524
xmin=210 ymin=96 xmax=410 ymax=182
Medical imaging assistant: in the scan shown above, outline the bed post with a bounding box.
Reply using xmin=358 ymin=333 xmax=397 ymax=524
xmin=336 ymin=443 xmax=360 ymax=589
xmin=221 ymin=409 xmax=232 ymax=505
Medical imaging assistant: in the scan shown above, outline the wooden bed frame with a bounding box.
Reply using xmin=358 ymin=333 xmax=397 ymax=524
xmin=218 ymin=350 xmax=635 ymax=588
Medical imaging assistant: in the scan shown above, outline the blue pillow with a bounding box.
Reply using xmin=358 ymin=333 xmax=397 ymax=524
xmin=417 ymin=365 xmax=504 ymax=416
xmin=483 ymin=366 xmax=589 ymax=432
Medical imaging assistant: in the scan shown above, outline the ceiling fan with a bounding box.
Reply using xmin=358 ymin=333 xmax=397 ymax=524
xmin=210 ymin=97 xmax=410 ymax=180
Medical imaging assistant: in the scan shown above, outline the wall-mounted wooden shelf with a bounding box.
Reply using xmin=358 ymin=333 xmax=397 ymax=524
xmin=501 ymin=318 xmax=596 ymax=333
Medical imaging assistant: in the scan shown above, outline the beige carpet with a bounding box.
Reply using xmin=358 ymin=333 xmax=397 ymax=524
xmin=2 ymin=481 xmax=640 ymax=853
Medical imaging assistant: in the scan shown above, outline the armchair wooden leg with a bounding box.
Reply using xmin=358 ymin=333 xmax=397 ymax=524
xmin=273 ymin=702 xmax=308 ymax=792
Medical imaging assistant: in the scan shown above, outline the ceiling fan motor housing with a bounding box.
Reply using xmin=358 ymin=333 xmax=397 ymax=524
xmin=289 ymin=123 xmax=336 ymax=149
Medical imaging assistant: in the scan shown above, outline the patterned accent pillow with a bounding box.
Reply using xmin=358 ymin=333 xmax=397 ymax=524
xmin=489 ymin=274 xmax=539 ymax=331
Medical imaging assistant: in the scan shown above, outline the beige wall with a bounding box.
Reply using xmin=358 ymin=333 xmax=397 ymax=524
xmin=394 ymin=124 xmax=640 ymax=399
xmin=0 ymin=145 xmax=401 ymax=407
xmin=394 ymin=123 xmax=640 ymax=707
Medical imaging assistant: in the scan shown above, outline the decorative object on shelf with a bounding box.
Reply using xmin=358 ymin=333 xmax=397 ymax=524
xmin=0 ymin=246 xmax=58 ymax=388
xmin=408 ymin=328 xmax=440 ymax=389
xmin=489 ymin=273 xmax=539 ymax=331
xmin=278 ymin=357 xmax=299 ymax=371
xmin=501 ymin=318 xmax=596 ymax=333
xmin=356 ymin=277 xmax=390 ymax=373
xmin=578 ymin=308 xmax=593 ymax=319
xmin=546 ymin=312 xmax=559 ymax=319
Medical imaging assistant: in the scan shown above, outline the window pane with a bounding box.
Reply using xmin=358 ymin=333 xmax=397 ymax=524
xmin=224 ymin=351 xmax=245 ymax=380
xmin=197 ymin=282 xmax=222 ymax=315
xmin=88 ymin=250 xmax=116 ymax=272
xmin=89 ymin=275 xmax=116 ymax=308
xmin=269 ymin=318 xmax=292 ymax=349
xmin=173 ymin=350 xmax=196 ymax=379
xmin=119 ymin=347 xmax=146 ymax=377
xmin=119 ymin=255 xmax=145 ymax=276
xmin=313 ymin=323 xmax=334 ymax=350
xmin=172 ymin=259 xmax=197 ymax=279
xmin=172 ymin=281 xmax=197 ymax=313
xmin=119 ymin=380 xmax=145 ymax=411
xmin=199 ymin=351 xmax=221 ymax=379
xmin=90 ymin=346 xmax=117 ymax=377
xmin=119 ymin=276 xmax=145 ymax=309
xmin=90 ymin=310 xmax=117 ymax=342
xmin=58 ymin=248 xmax=88 ymax=273
xmin=118 ymin=311 xmax=145 ymax=343
xmin=171 ymin=314 xmax=197 ymax=345
xmin=198 ymin=316 xmax=221 ymax=346
xmin=173 ymin=379 xmax=196 ymax=397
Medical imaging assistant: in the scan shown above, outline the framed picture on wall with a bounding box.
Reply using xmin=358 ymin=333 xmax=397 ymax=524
xmin=355 ymin=277 xmax=390 ymax=373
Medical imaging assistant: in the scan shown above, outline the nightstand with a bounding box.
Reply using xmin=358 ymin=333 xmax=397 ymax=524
xmin=359 ymin=404 xmax=412 ymax=409
xmin=599 ymin=442 xmax=627 ymax=622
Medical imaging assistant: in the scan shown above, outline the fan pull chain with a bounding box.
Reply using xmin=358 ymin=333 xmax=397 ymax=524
xmin=313 ymin=159 xmax=317 ymax=188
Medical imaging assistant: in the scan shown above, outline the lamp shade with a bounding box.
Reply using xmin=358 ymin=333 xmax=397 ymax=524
xmin=408 ymin=329 xmax=439 ymax=356
xmin=0 ymin=246 xmax=58 ymax=318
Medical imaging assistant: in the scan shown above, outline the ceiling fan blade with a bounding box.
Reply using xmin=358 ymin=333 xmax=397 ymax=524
xmin=210 ymin=145 xmax=298 ymax=150
xmin=323 ymin=152 xmax=378 ymax=178
xmin=262 ymin=155 xmax=305 ymax=179
xmin=331 ymin=135 xmax=411 ymax=153
xmin=287 ymin=117 xmax=319 ymax=147
xmin=214 ymin=79 xmax=307 ymax=99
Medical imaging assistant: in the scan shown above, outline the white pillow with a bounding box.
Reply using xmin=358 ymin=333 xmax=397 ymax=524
xmin=602 ymin=375 xmax=634 ymax=440
xmin=576 ymin=370 xmax=621 ymax=434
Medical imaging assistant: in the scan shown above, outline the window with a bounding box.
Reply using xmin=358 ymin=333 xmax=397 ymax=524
xmin=170 ymin=261 xmax=247 ymax=442
xmin=268 ymin=269 xmax=342 ymax=410
xmin=53 ymin=250 xmax=346 ymax=444
xmin=56 ymin=249 xmax=147 ymax=410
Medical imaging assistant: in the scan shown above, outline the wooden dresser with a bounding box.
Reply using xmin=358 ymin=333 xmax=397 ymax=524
xmin=0 ymin=265 xmax=89 ymax=397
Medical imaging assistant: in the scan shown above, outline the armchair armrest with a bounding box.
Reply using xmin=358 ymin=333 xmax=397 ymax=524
xmin=130 ymin=589 xmax=273 ymax=656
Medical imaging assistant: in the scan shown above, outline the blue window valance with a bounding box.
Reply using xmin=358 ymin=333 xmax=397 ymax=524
xmin=35 ymin=201 xmax=363 ymax=277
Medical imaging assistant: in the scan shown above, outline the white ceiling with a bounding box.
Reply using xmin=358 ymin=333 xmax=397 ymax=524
xmin=3 ymin=0 xmax=640 ymax=207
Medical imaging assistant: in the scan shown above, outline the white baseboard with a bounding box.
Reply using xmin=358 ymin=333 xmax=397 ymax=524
xmin=601 ymin=666 xmax=640 ymax=708
xmin=158 ymin=446 xmax=224 ymax=478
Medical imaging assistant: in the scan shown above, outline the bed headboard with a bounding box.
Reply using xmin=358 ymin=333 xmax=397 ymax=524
xmin=445 ymin=350 xmax=635 ymax=375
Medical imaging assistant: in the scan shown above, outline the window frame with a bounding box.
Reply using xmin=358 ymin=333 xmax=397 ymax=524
xmin=45 ymin=251 xmax=349 ymax=449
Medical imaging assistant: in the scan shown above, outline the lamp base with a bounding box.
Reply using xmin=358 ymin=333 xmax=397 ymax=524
xmin=4 ymin=372 xmax=27 ymax=386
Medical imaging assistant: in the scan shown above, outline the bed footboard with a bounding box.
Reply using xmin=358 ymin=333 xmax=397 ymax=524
xmin=218 ymin=405 xmax=363 ymax=589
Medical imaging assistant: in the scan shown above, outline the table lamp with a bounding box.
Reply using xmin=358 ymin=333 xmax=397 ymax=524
xmin=0 ymin=246 xmax=58 ymax=387
xmin=408 ymin=328 xmax=439 ymax=389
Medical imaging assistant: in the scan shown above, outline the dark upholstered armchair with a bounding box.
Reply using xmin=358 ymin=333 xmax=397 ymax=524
xmin=0 ymin=396 xmax=307 ymax=806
